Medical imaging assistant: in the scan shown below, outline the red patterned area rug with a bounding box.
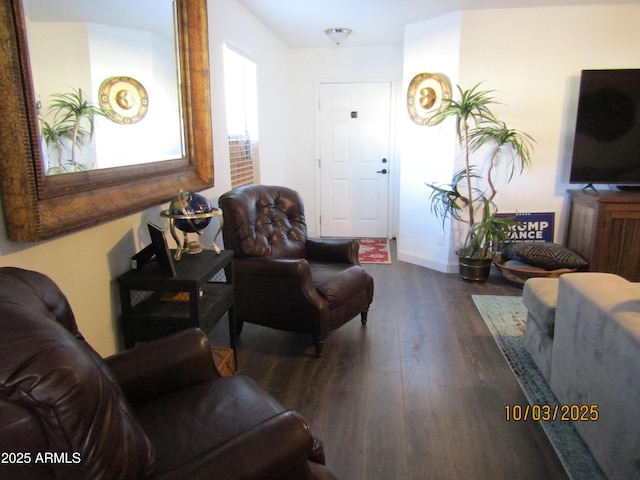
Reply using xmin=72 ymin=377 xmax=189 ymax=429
xmin=358 ymin=238 xmax=391 ymax=264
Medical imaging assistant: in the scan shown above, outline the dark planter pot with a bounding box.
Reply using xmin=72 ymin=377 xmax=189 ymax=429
xmin=458 ymin=255 xmax=492 ymax=282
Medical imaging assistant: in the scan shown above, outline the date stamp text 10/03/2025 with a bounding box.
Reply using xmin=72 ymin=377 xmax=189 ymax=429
xmin=505 ymin=404 xmax=599 ymax=422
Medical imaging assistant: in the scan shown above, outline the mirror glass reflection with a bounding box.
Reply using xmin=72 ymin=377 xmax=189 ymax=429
xmin=23 ymin=0 xmax=184 ymax=175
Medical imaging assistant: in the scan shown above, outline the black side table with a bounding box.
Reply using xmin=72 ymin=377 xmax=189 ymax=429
xmin=117 ymin=249 xmax=236 ymax=365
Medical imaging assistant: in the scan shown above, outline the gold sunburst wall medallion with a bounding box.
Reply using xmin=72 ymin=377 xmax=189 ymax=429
xmin=99 ymin=76 xmax=149 ymax=125
xmin=407 ymin=73 xmax=452 ymax=126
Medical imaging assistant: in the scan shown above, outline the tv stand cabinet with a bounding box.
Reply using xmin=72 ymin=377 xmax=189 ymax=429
xmin=566 ymin=189 xmax=640 ymax=282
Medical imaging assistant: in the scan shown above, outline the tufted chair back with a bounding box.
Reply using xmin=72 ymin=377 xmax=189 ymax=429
xmin=219 ymin=185 xmax=308 ymax=259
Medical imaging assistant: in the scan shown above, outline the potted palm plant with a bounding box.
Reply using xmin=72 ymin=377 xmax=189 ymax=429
xmin=40 ymin=88 xmax=107 ymax=174
xmin=426 ymin=83 xmax=534 ymax=281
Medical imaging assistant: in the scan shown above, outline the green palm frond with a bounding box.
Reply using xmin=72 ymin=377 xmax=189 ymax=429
xmin=429 ymin=83 xmax=499 ymax=140
xmin=48 ymin=88 xmax=106 ymax=145
xmin=469 ymin=121 xmax=535 ymax=180
xmin=40 ymin=119 xmax=72 ymax=145
xmin=426 ymin=167 xmax=482 ymax=226
xmin=462 ymin=199 xmax=515 ymax=258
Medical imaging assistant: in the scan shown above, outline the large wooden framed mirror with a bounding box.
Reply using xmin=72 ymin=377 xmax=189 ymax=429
xmin=0 ymin=0 xmax=213 ymax=241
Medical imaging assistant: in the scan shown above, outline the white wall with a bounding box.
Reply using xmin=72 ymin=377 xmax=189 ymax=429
xmin=399 ymin=13 xmax=462 ymax=272
xmin=398 ymin=3 xmax=640 ymax=272
xmin=207 ymin=0 xmax=294 ymax=196
xmin=89 ymin=23 xmax=183 ymax=167
xmin=27 ymin=22 xmax=91 ymax=106
xmin=27 ymin=21 xmax=94 ymax=170
xmin=28 ymin=20 xmax=182 ymax=171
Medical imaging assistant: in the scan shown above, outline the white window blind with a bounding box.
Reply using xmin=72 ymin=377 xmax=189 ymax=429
xmin=224 ymin=44 xmax=259 ymax=187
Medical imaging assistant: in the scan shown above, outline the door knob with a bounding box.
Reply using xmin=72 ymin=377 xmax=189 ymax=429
xmin=376 ymin=169 xmax=388 ymax=174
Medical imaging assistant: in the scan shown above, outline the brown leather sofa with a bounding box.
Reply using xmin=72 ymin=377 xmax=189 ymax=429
xmin=0 ymin=267 xmax=336 ymax=480
xmin=219 ymin=185 xmax=374 ymax=356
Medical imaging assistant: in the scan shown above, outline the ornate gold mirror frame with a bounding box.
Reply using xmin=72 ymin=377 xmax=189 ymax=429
xmin=0 ymin=0 xmax=213 ymax=241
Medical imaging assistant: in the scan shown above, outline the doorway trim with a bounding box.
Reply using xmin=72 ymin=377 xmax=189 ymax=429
xmin=313 ymin=78 xmax=399 ymax=239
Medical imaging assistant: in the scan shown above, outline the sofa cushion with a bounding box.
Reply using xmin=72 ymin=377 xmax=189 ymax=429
xmin=522 ymin=277 xmax=559 ymax=337
xmin=550 ymin=272 xmax=640 ymax=480
xmin=134 ymin=375 xmax=310 ymax=475
xmin=504 ymin=242 xmax=588 ymax=270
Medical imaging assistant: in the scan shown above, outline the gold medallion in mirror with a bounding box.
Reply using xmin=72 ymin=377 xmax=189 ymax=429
xmin=407 ymin=73 xmax=451 ymax=126
xmin=99 ymin=76 xmax=149 ymax=124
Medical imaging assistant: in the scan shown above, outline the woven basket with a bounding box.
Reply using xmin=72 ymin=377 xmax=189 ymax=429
xmin=493 ymin=254 xmax=576 ymax=286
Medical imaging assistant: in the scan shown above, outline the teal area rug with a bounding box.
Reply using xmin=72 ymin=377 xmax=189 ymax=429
xmin=472 ymin=295 xmax=606 ymax=480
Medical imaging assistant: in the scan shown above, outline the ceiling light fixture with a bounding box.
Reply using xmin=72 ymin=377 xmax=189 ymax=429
xmin=325 ymin=27 xmax=352 ymax=46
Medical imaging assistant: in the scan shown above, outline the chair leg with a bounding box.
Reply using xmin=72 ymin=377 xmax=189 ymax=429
xmin=360 ymin=308 xmax=369 ymax=325
xmin=314 ymin=337 xmax=324 ymax=358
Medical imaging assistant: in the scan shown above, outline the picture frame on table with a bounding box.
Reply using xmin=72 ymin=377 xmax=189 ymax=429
xmin=147 ymin=222 xmax=177 ymax=277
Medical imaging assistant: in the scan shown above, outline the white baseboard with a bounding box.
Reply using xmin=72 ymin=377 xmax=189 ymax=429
xmin=396 ymin=250 xmax=458 ymax=274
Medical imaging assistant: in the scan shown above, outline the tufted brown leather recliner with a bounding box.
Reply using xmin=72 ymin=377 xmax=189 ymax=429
xmin=0 ymin=267 xmax=336 ymax=480
xmin=218 ymin=185 xmax=374 ymax=356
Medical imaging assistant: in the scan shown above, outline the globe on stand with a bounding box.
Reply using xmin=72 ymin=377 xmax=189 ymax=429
xmin=161 ymin=191 xmax=224 ymax=260
xmin=170 ymin=191 xmax=212 ymax=232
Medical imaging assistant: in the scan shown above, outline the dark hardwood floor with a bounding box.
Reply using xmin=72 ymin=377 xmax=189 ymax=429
xmin=209 ymin=242 xmax=568 ymax=480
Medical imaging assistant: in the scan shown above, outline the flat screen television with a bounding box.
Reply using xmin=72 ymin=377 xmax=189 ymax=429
xmin=569 ymin=68 xmax=640 ymax=188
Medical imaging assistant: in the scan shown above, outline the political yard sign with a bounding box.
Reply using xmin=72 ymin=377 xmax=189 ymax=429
xmin=497 ymin=212 xmax=555 ymax=244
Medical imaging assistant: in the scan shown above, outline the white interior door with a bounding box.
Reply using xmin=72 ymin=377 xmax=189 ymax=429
xmin=319 ymin=82 xmax=391 ymax=238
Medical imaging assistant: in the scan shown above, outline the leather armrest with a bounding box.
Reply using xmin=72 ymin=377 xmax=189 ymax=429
xmin=306 ymin=238 xmax=359 ymax=264
xmin=156 ymin=411 xmax=315 ymax=480
xmin=105 ymin=328 xmax=219 ymax=406
xmin=234 ymin=257 xmax=311 ymax=277
xmin=233 ymin=258 xmax=326 ymax=309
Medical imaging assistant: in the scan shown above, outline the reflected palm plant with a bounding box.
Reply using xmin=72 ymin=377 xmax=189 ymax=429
xmin=39 ymin=118 xmax=70 ymax=172
xmin=40 ymin=88 xmax=107 ymax=174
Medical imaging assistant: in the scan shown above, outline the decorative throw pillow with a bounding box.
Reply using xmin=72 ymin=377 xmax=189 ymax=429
xmin=502 ymin=242 xmax=588 ymax=270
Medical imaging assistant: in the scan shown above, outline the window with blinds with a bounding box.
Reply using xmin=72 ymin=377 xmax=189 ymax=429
xmin=224 ymin=44 xmax=260 ymax=187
